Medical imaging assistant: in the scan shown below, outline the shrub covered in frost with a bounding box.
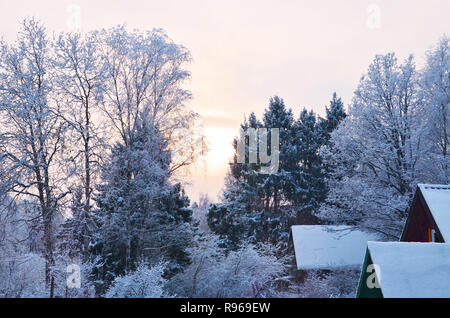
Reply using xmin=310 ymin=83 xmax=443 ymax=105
xmin=105 ymin=263 xmax=168 ymax=298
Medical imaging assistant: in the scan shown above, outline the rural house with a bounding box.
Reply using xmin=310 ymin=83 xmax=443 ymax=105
xmin=357 ymin=184 xmax=450 ymax=298
xmin=291 ymin=225 xmax=379 ymax=270
xmin=401 ymin=184 xmax=450 ymax=243
xmin=357 ymin=242 xmax=450 ymax=298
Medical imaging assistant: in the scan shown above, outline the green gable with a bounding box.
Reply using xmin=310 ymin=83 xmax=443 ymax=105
xmin=356 ymin=248 xmax=383 ymax=298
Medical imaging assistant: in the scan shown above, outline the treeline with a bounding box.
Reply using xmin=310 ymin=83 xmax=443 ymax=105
xmin=207 ymin=94 xmax=346 ymax=250
xmin=0 ymin=18 xmax=204 ymax=297
xmin=0 ymin=17 xmax=448 ymax=298
xmin=208 ymin=36 xmax=449 ymax=249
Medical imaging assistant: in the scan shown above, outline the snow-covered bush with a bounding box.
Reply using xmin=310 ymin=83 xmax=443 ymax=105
xmin=0 ymin=252 xmax=47 ymax=298
xmin=105 ymin=263 xmax=168 ymax=298
xmin=282 ymin=269 xmax=360 ymax=298
xmin=168 ymin=236 xmax=287 ymax=298
xmin=0 ymin=196 xmax=47 ymax=297
xmin=50 ymin=257 xmax=97 ymax=298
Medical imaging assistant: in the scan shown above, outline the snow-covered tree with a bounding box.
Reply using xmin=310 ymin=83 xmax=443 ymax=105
xmin=0 ymin=18 xmax=71 ymax=296
xmin=207 ymin=113 xmax=264 ymax=249
xmin=292 ymin=109 xmax=326 ymax=222
xmin=0 ymin=18 xmax=209 ymax=299
xmin=261 ymin=97 xmax=298 ymax=213
xmin=91 ymin=121 xmax=194 ymax=292
xmin=167 ymin=235 xmax=287 ymax=298
xmin=208 ymin=96 xmax=332 ymax=249
xmin=208 ymin=97 xmax=300 ymax=249
xmin=319 ymin=92 xmax=347 ymax=142
xmin=105 ymin=262 xmax=168 ymax=298
xmin=419 ymin=35 xmax=450 ymax=183
xmin=49 ymin=255 xmax=97 ymax=298
xmin=55 ymin=188 xmax=98 ymax=275
xmin=192 ymin=193 xmax=212 ymax=233
xmin=320 ymin=53 xmax=423 ymax=239
xmin=96 ymin=26 xmax=205 ymax=176
xmin=53 ymin=31 xmax=107 ymax=261
xmin=316 ymin=93 xmax=347 ymax=214
xmin=0 ymin=252 xmax=46 ymax=298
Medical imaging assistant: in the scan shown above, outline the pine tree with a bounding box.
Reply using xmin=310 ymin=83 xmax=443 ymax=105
xmin=320 ymin=92 xmax=347 ymax=142
xmin=292 ymin=109 xmax=326 ymax=223
xmin=56 ymin=188 xmax=94 ymax=260
xmin=318 ymin=93 xmax=347 ymax=200
xmin=208 ymin=97 xmax=298 ymax=249
xmin=261 ymin=96 xmax=297 ymax=213
xmin=207 ymin=113 xmax=262 ymax=250
xmin=91 ymin=121 xmax=194 ymax=292
xmin=155 ymin=182 xmax=194 ymax=275
xmin=208 ymin=95 xmax=347 ymax=249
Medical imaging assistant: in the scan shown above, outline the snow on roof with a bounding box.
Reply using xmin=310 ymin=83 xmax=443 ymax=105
xmin=291 ymin=225 xmax=379 ymax=270
xmin=418 ymin=184 xmax=450 ymax=242
xmin=367 ymin=241 xmax=450 ymax=298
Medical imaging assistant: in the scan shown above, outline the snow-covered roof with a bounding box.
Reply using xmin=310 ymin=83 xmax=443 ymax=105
xmin=418 ymin=184 xmax=450 ymax=241
xmin=291 ymin=225 xmax=379 ymax=270
xmin=367 ymin=241 xmax=450 ymax=298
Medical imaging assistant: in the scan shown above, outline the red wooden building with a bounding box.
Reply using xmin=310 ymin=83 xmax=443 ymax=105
xmin=401 ymin=184 xmax=450 ymax=243
xmin=357 ymin=184 xmax=450 ymax=298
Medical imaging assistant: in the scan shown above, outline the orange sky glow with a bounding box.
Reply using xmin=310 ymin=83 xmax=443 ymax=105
xmin=1 ymin=0 xmax=449 ymax=202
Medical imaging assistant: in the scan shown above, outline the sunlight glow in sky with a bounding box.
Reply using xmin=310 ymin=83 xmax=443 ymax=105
xmin=1 ymin=0 xmax=449 ymax=202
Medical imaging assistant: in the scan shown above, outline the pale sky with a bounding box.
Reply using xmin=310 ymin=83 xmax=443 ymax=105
xmin=1 ymin=0 xmax=449 ymax=202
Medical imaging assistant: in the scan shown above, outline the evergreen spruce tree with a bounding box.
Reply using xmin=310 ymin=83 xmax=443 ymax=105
xmin=293 ymin=109 xmax=325 ymax=223
xmin=207 ymin=113 xmax=262 ymax=250
xmin=208 ymin=94 xmax=347 ymax=250
xmin=261 ymin=96 xmax=297 ymax=213
xmin=90 ymin=121 xmax=194 ymax=292
xmin=319 ymin=93 xmax=347 ymax=183
xmin=208 ymin=97 xmax=298 ymax=249
xmin=320 ymin=92 xmax=347 ymax=143
xmin=56 ymin=188 xmax=94 ymax=260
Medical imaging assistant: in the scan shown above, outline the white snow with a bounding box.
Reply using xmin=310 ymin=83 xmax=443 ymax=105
xmin=367 ymin=241 xmax=450 ymax=298
xmin=418 ymin=184 xmax=450 ymax=242
xmin=291 ymin=225 xmax=379 ymax=270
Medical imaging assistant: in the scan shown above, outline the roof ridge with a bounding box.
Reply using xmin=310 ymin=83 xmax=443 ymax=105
xmin=418 ymin=184 xmax=450 ymax=190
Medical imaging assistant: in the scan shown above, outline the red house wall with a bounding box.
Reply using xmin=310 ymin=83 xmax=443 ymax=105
xmin=402 ymin=195 xmax=435 ymax=242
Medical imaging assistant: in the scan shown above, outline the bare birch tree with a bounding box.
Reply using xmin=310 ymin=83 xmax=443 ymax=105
xmin=0 ymin=18 xmax=69 ymax=296
xmin=53 ymin=31 xmax=106 ymax=260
